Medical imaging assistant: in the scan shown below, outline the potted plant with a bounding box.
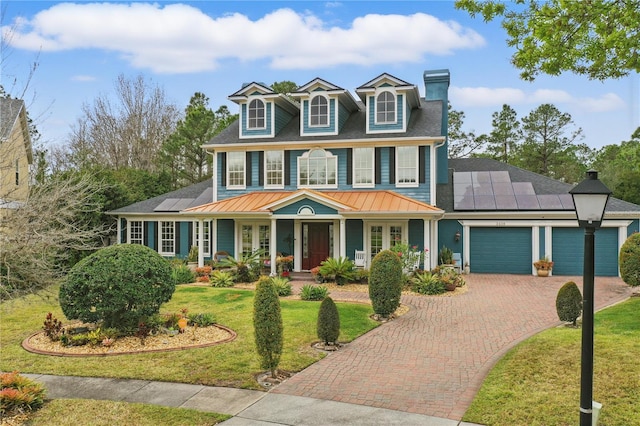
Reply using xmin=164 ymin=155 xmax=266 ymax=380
xmin=438 ymin=246 xmax=454 ymax=265
xmin=187 ymin=246 xmax=198 ymax=271
xmin=534 ymin=256 xmax=554 ymax=277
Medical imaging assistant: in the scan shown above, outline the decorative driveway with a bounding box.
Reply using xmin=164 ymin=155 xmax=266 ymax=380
xmin=274 ymin=274 xmax=633 ymax=421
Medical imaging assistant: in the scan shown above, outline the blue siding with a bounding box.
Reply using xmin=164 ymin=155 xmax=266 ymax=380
xmin=274 ymin=199 xmax=338 ymax=215
xmin=216 ymin=219 xmax=235 ymax=256
xmin=179 ymin=221 xmax=190 ymax=258
xmin=276 ymin=220 xmax=294 ymax=256
xmin=628 ymin=219 xmax=640 ymax=236
xmin=302 ymin=98 xmax=336 ymax=134
xmin=424 ymin=70 xmax=449 ymax=184
xmin=552 ymin=227 xmax=618 ymax=276
xmin=438 ymin=219 xmax=463 ymax=263
xmin=146 ymin=221 xmax=155 ymax=249
xmin=408 ymin=219 xmax=426 ymax=268
xmin=367 ymin=95 xmax=403 ymax=132
xmin=539 ymin=227 xmax=546 ymax=259
xmin=470 ymin=227 xmax=532 ymax=274
xmin=346 ymin=219 xmax=363 ymax=262
xmin=120 ymin=218 xmax=127 ymax=243
xmin=338 ymin=102 xmax=349 ymax=131
xmin=274 ymin=104 xmax=293 ymax=135
xmin=241 ymin=102 xmax=272 ymax=137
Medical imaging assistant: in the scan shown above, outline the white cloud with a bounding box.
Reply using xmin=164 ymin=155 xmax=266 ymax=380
xmin=2 ymin=3 xmax=485 ymax=74
xmin=70 ymin=75 xmax=96 ymax=82
xmin=451 ymin=86 xmax=625 ymax=113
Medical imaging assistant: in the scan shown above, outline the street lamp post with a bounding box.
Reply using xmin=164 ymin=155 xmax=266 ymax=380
xmin=569 ymin=170 xmax=611 ymax=426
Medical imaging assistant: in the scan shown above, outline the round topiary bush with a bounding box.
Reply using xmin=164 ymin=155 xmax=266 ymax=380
xmin=556 ymin=281 xmax=583 ymax=326
xmin=317 ymin=297 xmax=340 ymax=345
xmin=620 ymin=233 xmax=640 ymax=287
xmin=59 ymin=244 xmax=175 ymax=331
xmin=368 ymin=249 xmax=403 ymax=318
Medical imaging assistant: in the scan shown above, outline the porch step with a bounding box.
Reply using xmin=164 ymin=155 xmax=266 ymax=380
xmin=289 ymin=272 xmax=313 ymax=281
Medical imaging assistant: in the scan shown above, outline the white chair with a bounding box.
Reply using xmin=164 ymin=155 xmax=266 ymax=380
xmin=354 ymin=250 xmax=366 ymax=268
xmin=452 ymin=252 xmax=462 ymax=274
xmin=409 ymin=251 xmax=421 ymax=271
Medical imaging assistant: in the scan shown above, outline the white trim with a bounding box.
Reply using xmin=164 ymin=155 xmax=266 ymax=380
xmin=264 ymin=150 xmax=285 ymax=189
xmin=364 ymin=220 xmax=409 ymax=260
xmin=352 ymin=147 xmax=375 ymax=188
xmin=226 ymin=151 xmax=246 ymax=189
xmin=309 ymin=94 xmax=330 ymax=128
xmin=203 ymin=136 xmax=445 ymax=150
xmin=128 ymin=219 xmax=144 ymax=245
xmin=246 ymin=98 xmax=267 ymax=130
xmin=211 ymin=152 xmax=217 ymax=202
xmin=297 ymin=148 xmax=338 ymax=189
xmin=159 ymin=221 xmax=175 ymax=256
xmin=395 ymin=145 xmax=419 ymax=188
xmin=458 ymin=219 xmax=632 ymax=227
xmin=374 ymin=89 xmax=397 ymax=125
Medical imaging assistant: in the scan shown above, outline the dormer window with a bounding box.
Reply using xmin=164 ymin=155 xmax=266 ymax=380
xmin=298 ymin=148 xmax=337 ymax=188
xmin=248 ymin=99 xmax=265 ymax=129
xmin=310 ymin=95 xmax=328 ymax=127
xmin=376 ymin=91 xmax=396 ymax=123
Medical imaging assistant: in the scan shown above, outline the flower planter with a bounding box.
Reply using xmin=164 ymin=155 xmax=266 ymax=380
xmin=536 ymin=269 xmax=550 ymax=277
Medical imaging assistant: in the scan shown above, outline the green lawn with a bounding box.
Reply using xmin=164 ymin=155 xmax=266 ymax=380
xmin=463 ymin=297 xmax=640 ymax=426
xmin=0 ymin=284 xmax=378 ymax=389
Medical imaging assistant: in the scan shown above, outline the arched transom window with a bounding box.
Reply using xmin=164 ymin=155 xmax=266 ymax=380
xmin=298 ymin=148 xmax=337 ymax=188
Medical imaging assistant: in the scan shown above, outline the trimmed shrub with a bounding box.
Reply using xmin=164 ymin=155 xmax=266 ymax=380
xmin=172 ymin=264 xmax=195 ymax=284
xmin=210 ymin=270 xmax=235 ymax=287
xmin=59 ymin=244 xmax=175 ymax=332
xmin=253 ymin=276 xmax=283 ymax=378
xmin=317 ymin=297 xmax=340 ymax=345
xmin=270 ymin=276 xmax=292 ymax=296
xmin=0 ymin=371 xmax=46 ymax=416
xmin=620 ymin=233 xmax=640 ymax=287
xmin=300 ymin=284 xmax=329 ymax=301
xmin=319 ymin=257 xmax=356 ymax=285
xmin=368 ymin=249 xmax=403 ymax=318
xmin=187 ymin=312 xmax=216 ymax=327
xmin=556 ymin=281 xmax=583 ymax=326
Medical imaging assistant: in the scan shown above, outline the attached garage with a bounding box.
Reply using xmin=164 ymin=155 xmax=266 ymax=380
xmin=551 ymin=227 xmax=618 ymax=276
xmin=470 ymin=227 xmax=532 ymax=274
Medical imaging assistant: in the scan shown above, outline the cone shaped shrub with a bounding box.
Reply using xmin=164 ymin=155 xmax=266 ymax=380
xmin=620 ymin=233 xmax=640 ymax=287
xmin=59 ymin=244 xmax=175 ymax=331
xmin=253 ymin=276 xmax=283 ymax=378
xmin=368 ymin=249 xmax=403 ymax=318
xmin=556 ymin=281 xmax=583 ymax=326
xmin=317 ymin=297 xmax=340 ymax=345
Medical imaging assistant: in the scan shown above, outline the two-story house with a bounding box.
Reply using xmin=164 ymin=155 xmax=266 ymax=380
xmin=0 ymin=98 xmax=33 ymax=216
xmin=110 ymin=70 xmax=640 ymax=276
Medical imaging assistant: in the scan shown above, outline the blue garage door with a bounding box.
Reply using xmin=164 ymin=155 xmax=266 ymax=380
xmin=470 ymin=227 xmax=532 ymax=274
xmin=551 ymin=227 xmax=618 ymax=276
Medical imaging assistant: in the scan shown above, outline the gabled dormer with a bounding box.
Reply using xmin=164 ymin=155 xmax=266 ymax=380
xmin=229 ymin=82 xmax=299 ymax=139
xmin=291 ymin=78 xmax=360 ymax=137
xmin=355 ymin=73 xmax=421 ymax=134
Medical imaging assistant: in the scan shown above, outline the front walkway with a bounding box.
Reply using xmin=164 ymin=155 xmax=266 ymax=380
xmin=275 ymin=274 xmax=632 ymax=420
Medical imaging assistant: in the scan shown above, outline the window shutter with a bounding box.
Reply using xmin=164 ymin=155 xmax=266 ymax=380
xmin=258 ymin=151 xmax=264 ymax=186
xmin=419 ymin=146 xmax=426 ymax=183
xmin=175 ymin=222 xmax=181 ymax=255
xmin=188 ymin=222 xmax=193 ymax=250
xmin=143 ymin=221 xmax=148 ymax=247
xmin=246 ymin=152 xmax=252 ymax=186
xmin=389 ymin=147 xmax=395 ymax=184
xmin=346 ymin=148 xmax=352 ymax=185
xmin=284 ymin=151 xmax=291 ymax=186
xmin=152 ymin=222 xmax=158 ymax=251
xmin=220 ymin=153 xmax=226 ymax=187
xmin=375 ymin=148 xmax=382 ymax=184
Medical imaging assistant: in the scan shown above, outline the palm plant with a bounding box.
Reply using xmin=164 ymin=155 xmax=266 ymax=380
xmin=217 ymin=249 xmax=265 ymax=282
xmin=319 ymin=256 xmax=356 ymax=285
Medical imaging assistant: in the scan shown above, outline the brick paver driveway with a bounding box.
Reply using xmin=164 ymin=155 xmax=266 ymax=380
xmin=273 ymin=274 xmax=632 ymax=421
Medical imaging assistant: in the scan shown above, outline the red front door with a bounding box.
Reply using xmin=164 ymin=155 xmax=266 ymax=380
xmin=302 ymin=223 xmax=331 ymax=270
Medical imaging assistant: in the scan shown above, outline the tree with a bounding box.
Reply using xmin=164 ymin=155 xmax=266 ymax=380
xmin=253 ymin=276 xmax=283 ymax=378
xmin=593 ymin=130 xmax=640 ymax=204
xmin=555 ymin=281 xmax=582 ymax=326
xmin=619 ymin=233 xmax=640 ymax=287
xmin=317 ymin=297 xmax=340 ymax=346
xmin=455 ymin=0 xmax=640 ymax=81
xmin=368 ymin=249 xmax=403 ymax=319
xmin=512 ymin=104 xmax=587 ymax=182
xmin=66 ymin=74 xmax=180 ymax=171
xmin=271 ymin=81 xmax=298 ymax=95
xmin=0 ymin=174 xmax=112 ymax=299
xmin=447 ymin=103 xmax=486 ymax=158
xmin=485 ymin=104 xmax=521 ymax=163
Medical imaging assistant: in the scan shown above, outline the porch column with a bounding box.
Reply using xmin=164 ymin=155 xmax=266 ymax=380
xmin=294 ymin=221 xmax=302 ymax=271
xmin=198 ymin=219 xmax=204 ymax=267
xmin=211 ymin=219 xmax=217 ymax=255
xmin=339 ymin=218 xmax=346 ymax=259
xmin=423 ymin=219 xmax=430 ymax=270
xmin=270 ymin=218 xmax=277 ymax=275
xmin=117 ymin=218 xmax=122 ymax=244
xmin=463 ymin=224 xmax=470 ymax=271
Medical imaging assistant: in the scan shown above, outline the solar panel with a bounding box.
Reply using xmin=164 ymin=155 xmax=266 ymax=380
xmin=537 ymin=194 xmax=563 ymax=210
xmin=474 ymin=195 xmax=497 ymax=209
xmin=494 ymin=195 xmax=518 ymax=210
xmin=454 ymin=195 xmax=475 ymax=210
xmin=516 ymin=195 xmax=541 ymax=209
xmin=558 ymin=194 xmax=575 ymax=209
xmin=490 ymin=171 xmax=510 ymax=182
xmin=512 ymin=182 xmax=536 ymax=195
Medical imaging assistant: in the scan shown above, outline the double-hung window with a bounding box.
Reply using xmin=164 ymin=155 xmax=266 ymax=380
xmin=194 ymin=221 xmax=211 ymax=256
xmin=310 ymin=96 xmax=328 ymax=126
xmin=376 ymin=91 xmax=396 ymax=124
xmin=353 ymin=147 xmax=374 ymax=187
xmin=248 ymin=99 xmax=265 ymax=129
xmin=298 ymin=149 xmax=337 ymax=188
xmin=227 ymin=152 xmax=246 ymax=188
xmin=129 ymin=220 xmax=143 ymax=245
xmin=396 ymin=146 xmax=418 ymax=187
xmin=265 ymin=150 xmax=284 ymax=188
xmin=160 ymin=221 xmax=175 ymax=256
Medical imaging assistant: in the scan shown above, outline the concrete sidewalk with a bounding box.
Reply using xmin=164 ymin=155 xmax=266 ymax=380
xmin=25 ymin=373 xmax=479 ymax=425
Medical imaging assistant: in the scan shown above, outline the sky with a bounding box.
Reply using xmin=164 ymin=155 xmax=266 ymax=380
xmin=2 ymin=1 xmax=639 ymax=153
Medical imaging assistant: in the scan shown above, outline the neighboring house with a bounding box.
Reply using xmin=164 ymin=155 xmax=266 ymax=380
xmin=0 ymin=98 xmax=33 ymax=215
xmin=110 ymin=70 xmax=640 ymax=276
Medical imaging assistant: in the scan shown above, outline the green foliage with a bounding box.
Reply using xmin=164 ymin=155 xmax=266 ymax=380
xmin=412 ymin=271 xmax=445 ymax=295
xmin=270 ymin=276 xmax=292 ymax=296
xmin=59 ymin=244 xmax=175 ymax=331
xmin=592 ymin=138 xmax=640 ymax=204
xmin=455 ymin=0 xmax=640 ymax=81
xmin=187 ymin=312 xmax=216 ymax=327
xmin=209 ymin=270 xmax=235 ymax=288
xmin=42 ymin=312 xmax=64 ymax=341
xmin=555 ymin=281 xmax=583 ymax=326
xmin=319 ymin=256 xmax=356 ymax=285
xmin=620 ymin=233 xmax=640 ymax=287
xmin=389 ymin=242 xmax=425 ymax=272
xmin=438 ymin=246 xmax=454 ymax=265
xmin=218 ymin=249 xmax=264 ymax=283
xmin=0 ymin=371 xmax=46 ymax=415
xmin=368 ymin=249 xmax=403 ymax=317
xmin=300 ymin=284 xmax=329 ymax=301
xmin=187 ymin=246 xmax=198 ymax=263
xmin=317 ymin=297 xmax=340 ymax=345
xmin=171 ymin=264 xmax=195 ymax=285
xmin=253 ymin=277 xmax=283 ymax=378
